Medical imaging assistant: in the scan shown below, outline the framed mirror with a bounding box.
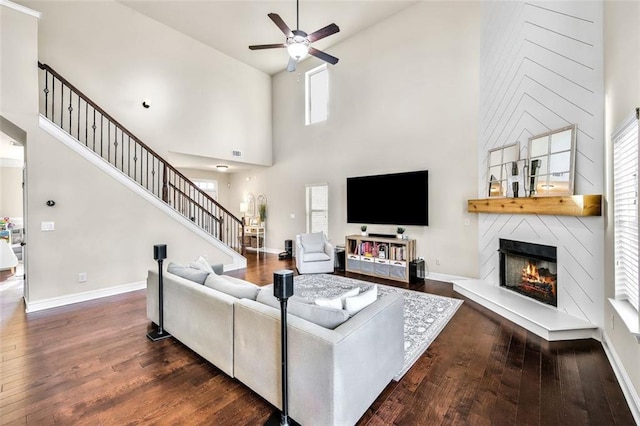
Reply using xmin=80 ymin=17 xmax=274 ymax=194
xmin=528 ymin=124 xmax=576 ymax=196
xmin=487 ymin=142 xmax=519 ymax=197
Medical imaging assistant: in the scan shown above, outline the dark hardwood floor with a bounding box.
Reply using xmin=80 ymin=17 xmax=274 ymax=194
xmin=0 ymin=254 xmax=635 ymax=425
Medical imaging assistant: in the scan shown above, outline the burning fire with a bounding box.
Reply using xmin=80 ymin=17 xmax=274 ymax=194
xmin=521 ymin=261 xmax=557 ymax=295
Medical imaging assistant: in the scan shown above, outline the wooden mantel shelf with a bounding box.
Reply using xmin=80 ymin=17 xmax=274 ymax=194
xmin=467 ymin=195 xmax=602 ymax=216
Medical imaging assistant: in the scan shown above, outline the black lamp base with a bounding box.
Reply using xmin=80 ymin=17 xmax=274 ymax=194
xmin=146 ymin=327 xmax=172 ymax=342
xmin=264 ymin=412 xmax=300 ymax=426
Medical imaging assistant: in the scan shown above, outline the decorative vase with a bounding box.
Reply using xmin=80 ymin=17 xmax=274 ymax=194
xmin=361 ymin=232 xmax=367 ymax=236
xmin=397 ymin=234 xmax=403 ymax=239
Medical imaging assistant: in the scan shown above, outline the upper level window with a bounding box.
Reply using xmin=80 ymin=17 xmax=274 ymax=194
xmin=305 ymin=64 xmax=328 ymax=125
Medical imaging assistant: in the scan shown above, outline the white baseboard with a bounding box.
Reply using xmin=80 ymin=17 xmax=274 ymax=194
xmin=244 ymin=247 xmax=281 ymax=255
xmin=25 ymin=280 xmax=146 ymax=313
xmin=426 ymin=271 xmax=473 ymax=283
xmin=602 ymin=332 xmax=640 ymax=424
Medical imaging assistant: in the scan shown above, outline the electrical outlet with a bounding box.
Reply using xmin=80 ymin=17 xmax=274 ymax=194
xmin=290 ymin=213 xmax=295 ymax=219
xmin=78 ymin=273 xmax=87 ymax=283
xmin=435 ymin=258 xmax=441 ymax=266
xmin=464 ymin=218 xmax=470 ymax=226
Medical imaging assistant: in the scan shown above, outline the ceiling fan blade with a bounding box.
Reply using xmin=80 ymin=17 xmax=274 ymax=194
xmin=287 ymin=57 xmax=297 ymax=72
xmin=249 ymin=43 xmax=286 ymax=50
xmin=307 ymin=23 xmax=340 ymax=43
xmin=268 ymin=13 xmax=293 ymax=38
xmin=308 ymin=47 xmax=339 ymax=65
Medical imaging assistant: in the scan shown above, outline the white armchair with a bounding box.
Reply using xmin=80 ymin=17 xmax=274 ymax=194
xmin=295 ymin=232 xmax=335 ymax=274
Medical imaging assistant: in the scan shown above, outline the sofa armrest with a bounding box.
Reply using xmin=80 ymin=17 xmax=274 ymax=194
xmin=234 ymin=292 xmax=404 ymax=426
xmin=147 ymin=270 xmax=237 ymax=377
xmin=295 ymin=237 xmax=304 ymax=257
xmin=211 ymin=263 xmax=224 ymax=275
xmin=323 ymin=241 xmax=335 ymax=261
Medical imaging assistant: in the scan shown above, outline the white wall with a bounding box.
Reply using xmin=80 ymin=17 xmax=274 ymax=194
xmin=0 ymin=2 xmax=40 ymax=302
xmin=0 ymin=166 xmax=23 ymax=217
xmin=231 ymin=1 xmax=481 ymax=277
xmin=478 ymin=1 xmax=605 ymax=327
xmin=22 ymin=0 xmax=272 ymax=167
xmin=603 ymin=0 xmax=640 ymax=414
xmin=1 ymin=1 xmax=235 ymax=306
xmin=27 ymin=128 xmax=234 ymax=302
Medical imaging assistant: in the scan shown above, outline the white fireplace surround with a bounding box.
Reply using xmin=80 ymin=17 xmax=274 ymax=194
xmin=453 ymin=235 xmax=599 ymax=341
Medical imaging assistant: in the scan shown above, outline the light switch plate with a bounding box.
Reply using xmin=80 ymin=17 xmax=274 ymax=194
xmin=41 ymin=221 xmax=55 ymax=231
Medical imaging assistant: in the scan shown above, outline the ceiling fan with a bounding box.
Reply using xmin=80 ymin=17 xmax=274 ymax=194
xmin=249 ymin=0 xmax=340 ymax=72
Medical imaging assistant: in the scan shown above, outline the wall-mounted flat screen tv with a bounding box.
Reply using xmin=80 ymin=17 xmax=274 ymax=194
xmin=347 ymin=170 xmax=429 ymax=226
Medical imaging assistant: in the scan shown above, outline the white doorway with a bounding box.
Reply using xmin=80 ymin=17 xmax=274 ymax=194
xmin=0 ymin=120 xmax=27 ymax=296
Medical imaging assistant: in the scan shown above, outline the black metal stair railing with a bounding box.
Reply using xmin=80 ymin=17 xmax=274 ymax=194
xmin=38 ymin=62 xmax=244 ymax=253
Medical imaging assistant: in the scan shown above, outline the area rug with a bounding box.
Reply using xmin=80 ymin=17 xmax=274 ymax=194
xmin=293 ymin=274 xmax=463 ymax=380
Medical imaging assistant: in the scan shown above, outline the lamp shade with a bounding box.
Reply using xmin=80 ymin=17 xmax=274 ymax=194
xmin=287 ymin=42 xmax=308 ymax=60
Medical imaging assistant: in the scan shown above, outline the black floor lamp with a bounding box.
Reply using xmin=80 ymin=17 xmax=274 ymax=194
xmin=265 ymin=269 xmax=300 ymax=426
xmin=147 ymin=244 xmax=172 ymax=342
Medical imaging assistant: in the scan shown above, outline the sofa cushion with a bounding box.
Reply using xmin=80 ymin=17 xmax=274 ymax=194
xmin=315 ymin=287 xmax=360 ymax=310
xmin=302 ymin=252 xmax=331 ymax=262
xmin=167 ymin=262 xmax=209 ymax=284
xmin=204 ymin=274 xmax=260 ymax=300
xmin=257 ymin=287 xmax=349 ymax=329
xmin=257 ymin=285 xmax=311 ymax=306
xmin=300 ymin=232 xmax=325 ymax=254
xmin=345 ymin=285 xmax=378 ymax=314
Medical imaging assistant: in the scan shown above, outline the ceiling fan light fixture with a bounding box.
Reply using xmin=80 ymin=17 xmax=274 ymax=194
xmin=287 ymin=39 xmax=309 ymax=60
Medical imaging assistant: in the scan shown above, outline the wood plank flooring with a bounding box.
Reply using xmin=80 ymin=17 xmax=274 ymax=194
xmin=0 ymin=254 xmax=635 ymax=425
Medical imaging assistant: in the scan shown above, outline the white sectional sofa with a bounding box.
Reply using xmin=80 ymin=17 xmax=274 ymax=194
xmin=146 ymin=268 xmax=404 ymax=426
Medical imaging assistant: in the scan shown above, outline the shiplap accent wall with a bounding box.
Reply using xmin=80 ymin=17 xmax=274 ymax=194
xmin=478 ymin=1 xmax=604 ymax=327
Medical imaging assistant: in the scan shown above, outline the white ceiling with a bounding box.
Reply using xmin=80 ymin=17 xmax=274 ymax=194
xmin=119 ymin=0 xmax=417 ymax=75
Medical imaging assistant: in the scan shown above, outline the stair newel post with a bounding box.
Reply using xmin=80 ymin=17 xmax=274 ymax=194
xmin=218 ymin=215 xmax=224 ymax=246
xmin=240 ymin=219 xmax=245 ymax=251
xmin=162 ymin=163 xmax=169 ymax=203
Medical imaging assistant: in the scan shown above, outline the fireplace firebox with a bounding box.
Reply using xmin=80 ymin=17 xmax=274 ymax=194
xmin=499 ymin=239 xmax=557 ymax=307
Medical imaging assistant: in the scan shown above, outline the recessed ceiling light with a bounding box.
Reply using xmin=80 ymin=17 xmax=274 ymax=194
xmin=216 ymin=165 xmax=229 ymax=171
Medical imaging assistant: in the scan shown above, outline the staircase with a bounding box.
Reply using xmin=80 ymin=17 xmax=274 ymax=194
xmin=37 ymin=62 xmax=244 ymax=253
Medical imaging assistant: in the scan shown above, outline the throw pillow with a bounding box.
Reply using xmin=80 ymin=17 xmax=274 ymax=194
xmin=167 ymin=262 xmax=209 ymax=285
xmin=315 ymin=287 xmax=360 ymax=310
xmin=204 ymin=274 xmax=260 ymax=300
xmin=344 ymin=285 xmax=378 ymax=315
xmin=300 ymin=232 xmax=325 ymax=254
xmin=190 ymin=255 xmax=215 ymax=274
xmin=256 ymin=288 xmax=349 ymax=329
